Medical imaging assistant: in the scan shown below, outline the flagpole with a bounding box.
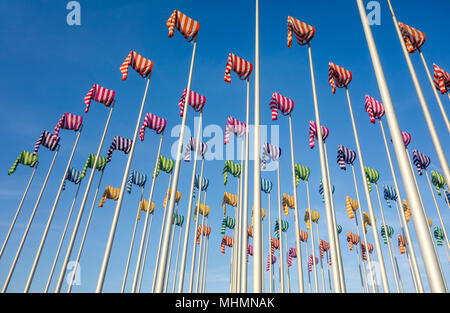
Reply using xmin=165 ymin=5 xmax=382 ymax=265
xmin=389 ymin=235 xmax=404 ymax=292
xmin=201 ymin=226 xmax=210 ymax=293
xmin=44 ymin=182 xmax=81 ymax=293
xmin=284 ymin=227 xmax=291 ymax=292
xmin=276 ymin=163 xmax=285 ymax=293
xmin=2 ymin=145 xmax=60 ymax=292
xmin=136 ymin=209 xmax=156 ymax=292
xmin=164 ymin=204 xmax=179 ymax=292
xmin=67 ymin=170 xmax=104 ymax=292
xmin=305 ymin=241 xmax=311 ymax=292
xmin=353 ymin=216 xmax=369 ymax=293
xmin=54 ymin=102 xmax=114 ymax=293
xmin=253 ymin=0 xmax=263 ymax=293
xmin=132 ymin=133 xmax=164 ymax=292
xmin=172 ymin=220 xmax=183 ymax=292
xmin=160 ymin=37 xmax=198 ymax=294
xmin=121 ymin=186 xmax=146 ymax=292
xmin=315 ymin=223 xmax=326 ymax=293
xmin=268 ymin=193 xmax=273 ymax=293
xmin=0 ymin=162 xmax=39 ymax=259
xmin=378 ymin=119 xmax=423 ymax=291
xmin=288 ymin=115 xmax=304 ymax=293
xmin=417 ymin=50 xmax=450 ymax=132
xmin=235 ymin=137 xmax=244 ymax=292
xmin=25 ymin=127 xmax=83 ymax=292
xmin=306 ymin=43 xmax=340 ymax=293
xmin=195 ymin=192 xmax=208 ymax=292
xmin=305 ymin=182 xmax=319 ymax=293
xmin=198 ymin=216 xmax=208 ymax=293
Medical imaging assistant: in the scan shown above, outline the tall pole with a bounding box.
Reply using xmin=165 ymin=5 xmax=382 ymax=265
xmin=0 ymin=163 xmax=39 ymax=259
xmin=137 ymin=211 xmax=155 ymax=292
xmin=2 ymin=145 xmax=60 ymax=292
xmin=305 ymin=182 xmax=319 ymax=293
xmin=276 ymin=164 xmax=285 ymax=293
xmin=54 ymin=103 xmax=114 ymax=292
xmin=253 ymin=0 xmax=262 ymax=293
xmin=356 ymin=0 xmax=446 ymax=292
xmin=164 ymin=204 xmax=179 ymax=292
xmin=267 ymin=193 xmax=273 ymax=293
xmin=201 ymin=227 xmax=210 ymax=293
xmin=25 ymin=128 xmax=83 ymax=292
xmin=172 ymin=220 xmax=183 ymax=292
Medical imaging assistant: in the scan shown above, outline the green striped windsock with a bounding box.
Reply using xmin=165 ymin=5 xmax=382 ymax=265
xmin=220 ymin=216 xmax=235 ymax=234
xmin=274 ymin=219 xmax=289 ymax=239
xmin=295 ymin=164 xmax=310 ymax=186
xmin=365 ymin=166 xmax=380 ymax=192
xmin=172 ymin=213 xmax=184 ymax=227
xmin=380 ymin=225 xmax=394 ymax=244
xmin=222 ymin=160 xmax=241 ymax=186
xmin=8 ymin=151 xmax=38 ymax=175
xmin=81 ymin=154 xmax=108 ymax=178
xmin=431 ymin=170 xmax=446 ymax=196
xmin=433 ymin=226 xmax=445 ymax=246
xmin=153 ymin=155 xmax=174 ymax=178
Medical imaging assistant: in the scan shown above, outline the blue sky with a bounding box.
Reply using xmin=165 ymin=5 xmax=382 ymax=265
xmin=0 ymin=0 xmax=449 ymax=293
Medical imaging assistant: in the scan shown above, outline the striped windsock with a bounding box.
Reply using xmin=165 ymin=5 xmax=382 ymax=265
xmin=364 ymin=166 xmax=380 ymax=192
xmin=224 ymin=52 xmax=253 ymax=83
xmin=274 ymin=219 xmax=289 ymax=239
xmin=62 ymin=167 xmax=83 ymax=190
xmin=98 ymin=185 xmax=121 ymax=208
xmin=433 ymin=226 xmax=445 ymax=246
xmin=337 ymin=225 xmax=343 ymax=235
xmin=8 ymin=151 xmax=38 ymax=175
xmin=287 ymin=16 xmax=315 ymax=48
xmin=402 ymin=200 xmax=411 ymax=223
xmin=398 ymin=235 xmax=406 ymax=254
xmin=166 ymin=9 xmax=200 ymax=42
xmin=106 ymin=136 xmax=133 ymax=163
xmin=126 ymin=170 xmax=147 ymax=193
xmin=268 ymin=92 xmax=295 ymax=121
xmin=288 ymin=247 xmax=297 ymax=267
xmin=196 ymin=225 xmax=211 ymax=244
xmin=266 ymin=254 xmax=277 ymax=272
xmin=261 ymin=142 xmax=281 ymax=169
xmin=412 ymin=149 xmax=431 ymax=176
xmin=247 ymin=226 xmax=254 ymax=238
xmin=184 ymin=137 xmax=207 ymax=162
xmin=139 ymin=112 xmax=167 ymax=141
xmin=347 ymin=232 xmax=360 ymax=251
xmin=251 ymin=207 xmax=266 ymax=227
xmin=360 ymin=242 xmax=374 ymax=261
xmin=81 ymin=154 xmax=107 ymax=178
xmin=261 ymin=177 xmax=273 ymax=194
xmin=346 ymin=196 xmax=359 ymax=219
xmin=53 ymin=112 xmax=83 ymax=139
xmin=137 ymin=200 xmax=155 ymax=220
xmin=194 ymin=203 xmax=210 ymax=221
xmin=247 ymin=245 xmax=254 ymax=263
xmin=83 ymin=84 xmax=115 ymax=113
xmin=433 ymin=63 xmax=450 ymax=94
xmin=431 ymin=170 xmax=446 ymax=196
xmin=220 ymin=216 xmax=235 ymax=234
xmin=319 ymin=180 xmax=334 ymax=203
xmin=309 ymin=120 xmax=330 ymax=149
xmin=319 ymin=240 xmax=330 ymax=259
xmin=153 ymin=155 xmax=174 ymax=178
xmin=337 ymin=144 xmax=356 ymax=171
xmin=295 ymin=164 xmax=310 ymax=186
xmin=178 ymin=88 xmax=206 ymax=117
xmin=220 ymin=235 xmax=233 ymax=254
xmin=173 ymin=213 xmax=184 ymax=227
xmin=363 ymin=212 xmax=376 ymax=233
xmin=282 ymin=193 xmax=295 ymax=217
xmin=398 ymin=22 xmax=426 ymax=54
xmin=328 ymin=62 xmax=353 ymax=94
xmin=299 ymin=230 xmax=308 ymax=243
xmin=120 ymin=50 xmax=154 ymax=80
xmin=163 ymin=189 xmax=182 ymax=208
xmin=222 ymin=192 xmax=238 ymax=215
xmin=223 ymin=160 xmax=241 ymax=185
xmin=384 ymin=185 xmax=398 ymax=208
xmin=224 ymin=116 xmax=246 ymax=145
xmin=364 ymin=95 xmax=385 ymax=124
xmin=380 ymin=225 xmax=395 ymax=244
xmin=308 ymin=255 xmax=319 ymax=272
xmin=33 ymin=130 xmax=60 ymax=155
xmin=193 ymin=174 xmax=209 ymax=198
xmin=399 ymin=131 xmax=412 ymax=148
xmin=304 ymin=209 xmax=320 ymax=230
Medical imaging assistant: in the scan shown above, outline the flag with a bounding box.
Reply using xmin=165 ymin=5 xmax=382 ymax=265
xmin=98 ymin=185 xmax=121 ymax=207
xmin=261 ymin=142 xmax=281 ymax=169
xmin=126 ymin=170 xmax=147 ymax=193
xmin=184 ymin=137 xmax=207 ymax=162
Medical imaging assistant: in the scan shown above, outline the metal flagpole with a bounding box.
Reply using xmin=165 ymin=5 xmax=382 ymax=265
xmin=268 ymin=193 xmax=273 ymax=293
xmin=137 ymin=208 xmax=156 ymax=292
xmin=0 ymin=163 xmax=39 ymax=259
xmin=315 ymin=223 xmax=326 ymax=293
xmin=353 ymin=217 xmax=369 ymax=293
xmin=417 ymin=50 xmax=450 ymax=132
xmin=389 ymin=234 xmax=404 ymax=292
xmin=305 ymin=240 xmax=311 ymax=292
xmin=386 ymin=0 xmax=450 ymax=190
xmin=54 ymin=102 xmax=114 ymax=293
xmin=187 ymin=157 xmax=205 ymax=292
xmin=2 ymin=145 xmax=60 ymax=292
xmin=288 ymin=115 xmax=304 ymax=293
xmin=378 ymin=119 xmax=423 ymax=291
xmin=306 ymin=42 xmax=340 ymax=293
xmin=235 ymin=138 xmax=244 ymax=292
xmin=276 ymin=163 xmax=285 ymax=293
xmin=240 ymin=78 xmax=251 ymax=292
xmin=164 ymin=204 xmax=179 ymax=292
xmin=132 ymin=134 xmax=165 ymax=292
xmin=160 ymin=37 xmax=199 ymax=294
xmin=356 ymin=0 xmax=446 ymax=292
xmin=121 ymin=186 xmax=146 ymax=292
xmin=172 ymin=217 xmax=184 ymax=292
xmin=201 ymin=224 xmax=210 ymax=293
xmin=67 ymin=170 xmax=104 ymax=292
xmin=195 ymin=192 xmax=208 ymax=292
xmin=305 ymin=182 xmax=319 ymax=293
xmin=353 ymin=236 xmax=366 ymax=293
xmin=253 ymin=0 xmax=263 ymax=293
xmin=44 ymin=182 xmax=81 ymax=293
xmin=284 ymin=226 xmax=291 ymax=293
xmin=96 ymin=72 xmax=151 ymax=292
xmin=198 ymin=216 xmax=208 ymax=293
xmin=344 ymin=86 xmax=390 ymax=292
xmin=25 ymin=127 xmax=83 ymax=292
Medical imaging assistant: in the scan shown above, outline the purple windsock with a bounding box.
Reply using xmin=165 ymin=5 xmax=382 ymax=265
xmin=139 ymin=112 xmax=167 ymax=140
xmin=412 ymin=149 xmax=431 ymax=176
xmin=337 ymin=144 xmax=356 ymax=170
xmin=106 ymin=136 xmax=133 ymax=163
xmin=33 ymin=130 xmax=60 ymax=155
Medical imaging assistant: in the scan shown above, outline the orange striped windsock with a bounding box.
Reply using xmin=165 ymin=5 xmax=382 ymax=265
xmin=163 ymin=189 xmax=182 ymax=208
xmin=282 ymin=193 xmax=295 ymax=217
xmin=347 ymin=232 xmax=360 ymax=251
xmin=346 ymin=196 xmax=359 ymax=219
xmin=398 ymin=22 xmax=426 ymax=54
xmin=287 ymin=16 xmax=316 ymax=48
xmin=138 ymin=200 xmax=156 ymax=220
xmin=403 ymin=200 xmax=411 ymax=223
xmin=299 ymin=230 xmax=308 ymax=243
xmin=304 ymin=209 xmax=320 ymax=230
xmin=98 ymin=185 xmax=121 ymax=207
xmin=120 ymin=50 xmax=154 ymax=81
xmin=166 ymin=10 xmax=200 ymax=42
xmin=398 ymin=235 xmax=406 ymax=254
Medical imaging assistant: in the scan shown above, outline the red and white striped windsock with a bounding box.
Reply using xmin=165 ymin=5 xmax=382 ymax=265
xmin=309 ymin=120 xmax=330 ymax=149
xmin=287 ymin=16 xmax=316 ymax=48
xmin=120 ymin=50 xmax=154 ymax=81
xmin=166 ymin=10 xmax=200 ymax=42
xmin=224 ymin=53 xmax=253 ymax=83
xmin=365 ymin=95 xmax=385 ymax=124
xmin=287 ymin=248 xmax=297 ymax=267
xmin=400 ymin=131 xmax=412 ymax=148
xmin=139 ymin=112 xmax=167 ymax=141
xmin=224 ymin=116 xmax=246 ymax=145
xmin=398 ymin=22 xmax=426 ymax=54
xmin=53 ymin=113 xmax=83 ymax=139
xmin=319 ymin=240 xmax=330 ymax=259
xmin=178 ymin=88 xmax=206 ymax=117
xmin=328 ymin=62 xmax=353 ymax=94
xmin=433 ymin=63 xmax=450 ymax=95
xmin=220 ymin=235 xmax=233 ymax=254
xmin=347 ymin=232 xmax=360 ymax=251
xmin=269 ymin=92 xmax=295 ymax=121
xmin=83 ymin=84 xmax=115 ymax=113
xmin=299 ymin=230 xmax=308 ymax=243
xmin=398 ymin=235 xmax=407 ymax=254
